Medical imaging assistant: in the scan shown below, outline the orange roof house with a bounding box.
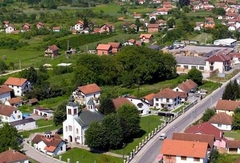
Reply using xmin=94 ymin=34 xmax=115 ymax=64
xmin=44 ymin=45 xmax=59 ymax=57
xmin=208 ymin=112 xmax=233 ymax=131
xmin=4 ymin=77 xmax=27 ymax=87
xmin=147 ymin=24 xmax=159 ymax=33
xmin=96 ymin=44 xmax=112 ymax=55
xmin=205 ymin=17 xmax=215 ymax=28
xmin=108 ymin=42 xmax=122 ymax=53
xmin=143 ymin=93 xmax=155 ymax=106
xmin=173 ymin=79 xmax=198 ymax=94
xmin=139 ymin=34 xmax=153 ymax=43
xmin=215 ymin=99 xmax=240 ymax=116
xmin=0 ymin=149 xmax=28 ymax=163
xmin=36 ymin=22 xmax=44 ymax=29
xmin=112 ymin=97 xmax=133 ymax=110
xmin=161 ymin=139 xmax=208 ymax=163
xmin=78 ymin=83 xmax=101 ymax=95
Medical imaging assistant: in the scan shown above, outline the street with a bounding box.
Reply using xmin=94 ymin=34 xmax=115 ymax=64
xmin=130 ymin=73 xmax=240 ymax=163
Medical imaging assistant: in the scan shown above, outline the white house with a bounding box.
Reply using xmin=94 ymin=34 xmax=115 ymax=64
xmin=215 ymin=99 xmax=240 ymax=116
xmin=73 ymin=20 xmax=84 ymax=31
xmin=4 ymin=77 xmax=32 ymax=97
xmin=175 ymin=56 xmax=207 ymax=72
xmin=205 ymin=54 xmax=231 ymax=73
xmin=153 ymin=88 xmax=181 ymax=110
xmin=0 ymin=85 xmax=12 ymax=104
xmin=32 ymin=131 xmax=66 ymax=156
xmin=5 ymin=25 xmax=15 ymax=33
xmin=10 ymin=118 xmax=37 ymax=131
xmin=173 ymin=79 xmax=198 ymax=95
xmin=5 ymin=97 xmax=23 ymax=108
xmin=33 ymin=108 xmax=54 ymax=118
xmin=0 ymin=149 xmax=29 ymax=163
xmin=213 ymin=38 xmax=237 ymax=47
xmin=72 ymin=83 xmax=101 ymax=105
xmin=226 ymin=140 xmax=240 ymax=154
xmin=0 ymin=104 xmax=22 ymax=123
xmin=63 ymin=102 xmax=104 ymax=144
xmin=208 ymin=112 xmax=233 ymax=131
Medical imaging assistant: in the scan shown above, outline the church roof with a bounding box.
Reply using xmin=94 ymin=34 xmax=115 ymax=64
xmin=75 ymin=110 xmax=104 ymax=127
xmin=67 ymin=102 xmax=78 ymax=107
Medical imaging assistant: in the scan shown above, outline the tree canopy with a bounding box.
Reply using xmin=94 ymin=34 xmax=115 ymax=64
xmin=187 ymin=68 xmax=203 ymax=85
xmin=233 ymin=108 xmax=240 ymax=130
xmin=98 ymin=98 xmax=116 ymax=115
xmin=202 ymin=108 xmax=215 ymax=122
xmin=222 ymin=80 xmax=240 ymax=100
xmin=53 ymin=101 xmax=68 ymax=126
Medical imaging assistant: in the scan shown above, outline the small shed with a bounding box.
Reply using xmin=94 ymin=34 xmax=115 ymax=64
xmin=28 ymin=98 xmax=38 ymax=106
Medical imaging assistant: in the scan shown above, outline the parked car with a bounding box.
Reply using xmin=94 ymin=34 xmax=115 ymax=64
xmin=159 ymin=133 xmax=167 ymax=140
xmin=56 ymin=128 xmax=63 ymax=134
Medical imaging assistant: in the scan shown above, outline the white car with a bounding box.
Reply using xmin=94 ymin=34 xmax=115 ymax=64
xmin=159 ymin=133 xmax=167 ymax=140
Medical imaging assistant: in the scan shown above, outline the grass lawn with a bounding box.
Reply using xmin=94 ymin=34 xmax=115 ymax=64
xmin=60 ymin=148 xmax=122 ymax=163
xmin=173 ymin=104 xmax=185 ymax=113
xmin=20 ymin=125 xmax=61 ymax=138
xmin=224 ymin=130 xmax=240 ymax=140
xmin=218 ymin=154 xmax=240 ymax=163
xmin=93 ymin=3 xmax=121 ymax=15
xmin=208 ymin=70 xmax=240 ymax=83
xmin=191 ymin=33 xmax=213 ymax=44
xmin=111 ymin=115 xmax=163 ymax=155
xmin=187 ymin=10 xmax=215 ymax=17
xmin=36 ymin=119 xmax=54 ymax=127
xmin=199 ymin=80 xmax=221 ymax=95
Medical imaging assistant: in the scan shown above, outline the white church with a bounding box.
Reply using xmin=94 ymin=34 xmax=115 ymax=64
xmin=63 ymin=100 xmax=104 ymax=144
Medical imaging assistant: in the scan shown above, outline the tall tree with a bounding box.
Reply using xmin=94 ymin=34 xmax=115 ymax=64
xmin=202 ymin=108 xmax=215 ymax=122
xmin=233 ymin=79 xmax=240 ymax=99
xmin=53 ymin=101 xmax=68 ymax=126
xmin=117 ymin=104 xmax=140 ymax=139
xmin=0 ymin=123 xmax=21 ymax=152
xmin=187 ymin=68 xmax=203 ymax=85
xmin=99 ymin=98 xmax=116 ymax=115
xmin=233 ymin=108 xmax=240 ymax=130
xmin=0 ymin=60 xmax=8 ymax=74
xmin=19 ymin=66 xmax=38 ymax=84
xmin=222 ymin=82 xmax=235 ymax=100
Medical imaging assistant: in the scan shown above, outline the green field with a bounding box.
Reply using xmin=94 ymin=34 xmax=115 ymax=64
xmin=224 ymin=130 xmax=240 ymax=140
xmin=36 ymin=119 xmax=54 ymax=127
xmin=60 ymin=148 xmax=122 ymax=163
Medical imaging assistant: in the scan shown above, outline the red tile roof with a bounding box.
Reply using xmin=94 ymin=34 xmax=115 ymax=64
xmin=139 ymin=34 xmax=153 ymax=39
xmin=48 ymin=45 xmax=59 ymax=51
xmin=215 ymin=100 xmax=240 ymax=111
xmin=52 ymin=26 xmax=61 ymax=30
xmin=8 ymin=97 xmax=23 ymax=105
xmin=0 ymin=85 xmax=12 ymax=95
xmin=206 ymin=54 xmax=231 ymax=62
xmin=177 ymin=79 xmax=198 ymax=93
xmin=226 ymin=140 xmax=240 ymax=148
xmin=185 ymin=122 xmax=222 ymax=140
xmin=0 ymin=104 xmax=17 ymax=116
xmin=143 ymin=93 xmax=155 ymax=101
xmin=154 ymin=88 xmax=180 ymax=99
xmin=161 ymin=139 xmax=208 ymax=158
xmin=208 ymin=112 xmax=233 ymax=125
xmin=172 ymin=133 xmax=215 ymax=149
xmin=78 ymin=83 xmax=101 ymax=95
xmin=108 ymin=42 xmax=121 ymax=48
xmin=112 ymin=97 xmax=132 ymax=110
xmin=4 ymin=77 xmax=27 ymax=86
xmin=0 ymin=149 xmax=28 ymax=163
xmin=96 ymin=44 xmax=111 ymax=50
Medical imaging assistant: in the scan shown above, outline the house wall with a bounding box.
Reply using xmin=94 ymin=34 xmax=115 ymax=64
xmin=216 ymin=110 xmax=234 ymax=116
xmin=14 ymin=121 xmax=37 ymax=131
xmin=0 ymin=92 xmax=11 ymax=103
xmin=176 ymin=64 xmax=206 ymax=72
xmin=34 ymin=141 xmax=46 ymax=153
xmin=227 ymin=148 xmax=240 ymax=154
xmin=148 ymin=28 xmax=159 ymax=33
xmin=140 ymin=37 xmax=152 ymax=43
xmin=5 ymin=27 xmax=14 ymax=33
xmin=153 ymin=97 xmax=180 ymax=109
xmin=97 ymin=49 xmax=109 ymax=55
xmin=126 ymin=97 xmax=150 ymax=115
xmin=5 ymin=101 xmax=23 ymax=108
xmin=214 ymin=139 xmax=226 ymax=148
xmin=0 ymin=110 xmax=22 ymax=123
xmin=7 ymin=81 xmax=31 ymax=96
xmin=46 ymin=141 xmax=66 ymax=156
xmin=74 ymin=24 xmax=83 ymax=31
xmin=112 ymin=48 xmax=119 ymax=54
xmin=205 ymin=61 xmax=224 ymax=73
xmin=211 ymin=123 xmax=232 ymax=131
xmin=175 ymin=155 xmax=207 ymax=163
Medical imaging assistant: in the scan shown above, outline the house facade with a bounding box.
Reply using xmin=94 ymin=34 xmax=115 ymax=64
xmin=0 ymin=85 xmax=12 ymax=104
xmin=205 ymin=54 xmax=231 ymax=73
xmin=4 ymin=77 xmax=31 ymax=97
xmin=108 ymin=42 xmax=121 ymax=53
xmin=153 ymin=88 xmax=181 ymax=110
xmin=10 ymin=118 xmax=36 ymax=131
xmin=208 ymin=112 xmax=233 ymax=131
xmin=96 ymin=44 xmax=112 ymax=55
xmin=5 ymin=25 xmax=15 ymax=33
xmin=147 ymin=24 xmax=159 ymax=33
xmin=173 ymin=79 xmax=198 ymax=95
xmin=0 ymin=104 xmax=22 ymax=123
xmin=175 ymin=56 xmax=207 ymax=72
xmin=139 ymin=34 xmax=153 ymax=43
xmin=73 ymin=20 xmax=84 ymax=31
xmin=34 ymin=108 xmax=54 ymax=118
xmin=63 ymin=102 xmax=104 ymax=144
xmin=5 ymin=97 xmax=23 ymax=108
xmin=226 ymin=140 xmax=240 ymax=154
xmin=72 ymin=83 xmax=101 ymax=105
xmin=215 ymin=99 xmax=240 ymax=116
xmin=32 ymin=132 xmax=66 ymax=156
xmin=161 ymin=139 xmax=208 ymax=163
xmin=44 ymin=45 xmax=59 ymax=57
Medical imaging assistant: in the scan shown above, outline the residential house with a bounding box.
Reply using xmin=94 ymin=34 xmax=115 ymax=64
xmin=36 ymin=22 xmax=44 ymax=29
xmin=205 ymin=17 xmax=215 ymax=28
xmin=2 ymin=21 xmax=10 ymax=28
xmin=156 ymin=19 xmax=167 ymax=27
xmin=112 ymin=96 xmax=150 ymax=115
xmin=5 ymin=24 xmax=15 ymax=33
xmin=63 ymin=102 xmax=104 ymax=144
xmin=44 ymin=45 xmax=59 ymax=57
xmin=4 ymin=77 xmax=32 ymax=97
xmin=230 ymin=52 xmax=240 ymax=65
xmin=149 ymin=13 xmax=157 ymax=20
xmin=175 ymin=56 xmax=206 ymax=72
xmin=32 ymin=131 xmax=66 ymax=156
xmin=143 ymin=93 xmax=155 ymax=106
xmin=208 ymin=112 xmax=233 ymax=131
xmin=5 ymin=97 xmax=23 ymax=108
xmin=147 ymin=24 xmax=159 ymax=33
xmin=185 ymin=122 xmax=226 ymax=148
xmin=139 ymin=34 xmax=153 ymax=43
xmin=73 ymin=20 xmax=84 ymax=32
xmin=153 ymin=88 xmax=182 ymax=110
xmin=163 ymin=1 xmax=172 ymax=8
xmin=194 ymin=22 xmax=204 ymax=31
xmin=0 ymin=104 xmax=22 ymax=123
xmin=28 ymin=98 xmax=38 ymax=106
xmin=172 ymin=133 xmax=215 ymax=156
xmin=0 ymin=149 xmax=29 ymax=163
xmin=138 ymin=0 xmax=145 ymax=4
xmin=156 ymin=8 xmax=169 ymax=15
xmin=133 ymin=12 xmax=142 ymax=19
xmin=226 ymin=140 xmax=240 ymax=154
xmin=72 ymin=83 xmax=101 ymax=105
xmin=205 ymin=54 xmax=231 ymax=73
xmin=215 ymin=99 xmax=240 ymax=116
xmin=173 ymin=79 xmax=198 ymax=95
xmin=108 ymin=42 xmax=121 ymax=53
xmin=226 ymin=13 xmax=238 ymax=20
xmin=52 ymin=26 xmax=61 ymax=32
xmin=34 ymin=108 xmax=54 ymax=118
xmin=98 ymin=24 xmax=114 ymax=33
xmin=21 ymin=23 xmax=31 ymax=32
xmin=160 ymin=139 xmax=208 ymax=163
xmin=0 ymin=85 xmax=12 ymax=104
xmin=96 ymin=44 xmax=112 ymax=55
xmin=123 ymin=39 xmax=136 ymax=46
xmin=10 ymin=118 xmax=36 ymax=131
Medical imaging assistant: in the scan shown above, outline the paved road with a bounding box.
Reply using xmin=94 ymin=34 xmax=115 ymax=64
xmin=130 ymin=73 xmax=240 ymax=163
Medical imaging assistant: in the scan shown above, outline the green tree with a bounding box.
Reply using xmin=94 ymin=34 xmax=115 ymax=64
xmin=117 ymin=104 xmax=140 ymax=139
xmin=211 ymin=24 xmax=232 ymax=40
xmin=222 ymin=82 xmax=235 ymax=100
xmin=233 ymin=79 xmax=240 ymax=99
xmin=178 ymin=0 xmax=190 ymax=8
xmin=99 ymin=98 xmax=116 ymax=115
xmin=85 ymin=121 xmax=108 ymax=149
xmin=233 ymin=108 xmax=240 ymax=130
xmin=53 ymin=101 xmax=68 ymax=126
xmin=102 ymin=113 xmax=123 ymax=149
xmin=167 ymin=18 xmax=175 ymax=28
xmin=187 ymin=68 xmax=203 ymax=85
xmin=210 ymin=149 xmax=219 ymax=163
xmin=149 ymin=18 xmax=156 ymax=24
xmin=0 ymin=60 xmax=8 ymax=74
xmin=212 ymin=8 xmax=226 ymax=16
xmin=0 ymin=123 xmax=21 ymax=152
xmin=19 ymin=66 xmax=38 ymax=84
xmin=182 ymin=6 xmax=190 ymax=13
xmin=202 ymin=108 xmax=215 ymax=122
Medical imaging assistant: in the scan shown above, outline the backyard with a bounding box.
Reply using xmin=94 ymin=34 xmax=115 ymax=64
xmin=224 ymin=130 xmax=240 ymax=140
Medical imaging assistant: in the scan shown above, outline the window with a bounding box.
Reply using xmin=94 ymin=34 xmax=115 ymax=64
xmin=166 ymin=98 xmax=169 ymax=102
xmin=76 ymin=128 xmax=79 ymax=134
xmin=66 ymin=126 xmax=68 ymax=132
xmin=181 ymin=156 xmax=187 ymax=160
xmin=18 ymin=115 xmax=21 ymax=119
xmin=69 ymin=125 xmax=72 ymax=131
xmin=166 ymin=155 xmax=171 ymax=159
xmin=137 ymin=103 xmax=143 ymax=108
xmin=155 ymin=98 xmax=159 ymax=101
xmin=74 ymin=109 xmax=77 ymax=115
xmin=199 ymin=66 xmax=204 ymax=70
xmin=156 ymin=103 xmax=159 ymax=106
xmin=218 ymin=124 xmax=222 ymax=127
xmin=60 ymin=147 xmax=63 ymax=151
xmin=194 ymin=157 xmax=200 ymax=162
xmin=184 ymin=65 xmax=188 ymax=69
xmin=68 ymin=109 xmax=71 ymax=115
